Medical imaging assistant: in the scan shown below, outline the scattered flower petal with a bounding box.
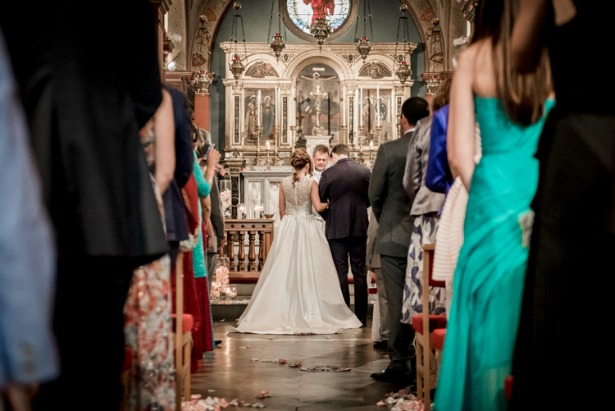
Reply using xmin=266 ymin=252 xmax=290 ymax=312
xmin=300 ymin=365 xmax=351 ymax=372
xmin=255 ymin=389 xmax=271 ymax=399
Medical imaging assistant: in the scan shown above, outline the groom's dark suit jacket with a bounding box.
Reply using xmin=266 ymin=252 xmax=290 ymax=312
xmin=318 ymin=157 xmax=371 ymax=239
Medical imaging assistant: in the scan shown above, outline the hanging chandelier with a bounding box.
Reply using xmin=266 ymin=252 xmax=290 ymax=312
xmin=394 ymin=4 xmax=412 ymax=85
xmin=267 ymin=0 xmax=287 ymax=60
xmin=396 ymin=61 xmax=411 ymax=84
xmin=191 ymin=15 xmax=215 ymax=94
xmin=229 ymin=1 xmax=247 ymax=80
xmin=192 ymin=15 xmax=211 ymax=67
xmin=354 ymin=0 xmax=374 ymax=61
xmin=311 ymin=17 xmax=332 ymax=47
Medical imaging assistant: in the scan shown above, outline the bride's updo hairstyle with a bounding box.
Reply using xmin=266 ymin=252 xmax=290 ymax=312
xmin=290 ymin=148 xmax=313 ymax=186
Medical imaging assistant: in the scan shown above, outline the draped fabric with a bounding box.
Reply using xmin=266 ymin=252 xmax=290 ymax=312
xmin=435 ymin=97 xmax=554 ymax=411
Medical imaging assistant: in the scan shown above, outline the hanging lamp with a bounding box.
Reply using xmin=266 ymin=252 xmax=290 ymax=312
xmin=229 ymin=1 xmax=247 ymax=80
xmin=394 ymin=4 xmax=412 ymax=85
xmin=267 ymin=0 xmax=287 ymax=60
xmin=354 ymin=0 xmax=374 ymax=61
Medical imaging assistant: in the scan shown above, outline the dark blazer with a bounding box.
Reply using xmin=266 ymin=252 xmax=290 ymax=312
xmin=162 ymin=85 xmax=194 ymax=243
xmin=1 ymin=1 xmax=169 ymax=266
xmin=369 ymin=131 xmax=416 ymax=257
xmin=318 ymin=157 xmax=371 ymax=240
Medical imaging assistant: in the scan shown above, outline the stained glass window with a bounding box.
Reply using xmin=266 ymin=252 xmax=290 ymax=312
xmin=286 ymin=0 xmax=352 ymax=36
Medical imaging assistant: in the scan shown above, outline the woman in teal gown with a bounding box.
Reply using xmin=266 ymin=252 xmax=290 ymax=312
xmin=433 ymin=1 xmax=553 ymax=410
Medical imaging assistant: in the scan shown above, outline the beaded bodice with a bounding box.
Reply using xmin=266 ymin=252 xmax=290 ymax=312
xmin=282 ymin=174 xmax=313 ymax=217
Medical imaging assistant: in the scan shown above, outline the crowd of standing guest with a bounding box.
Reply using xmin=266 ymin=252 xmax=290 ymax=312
xmin=1 ymin=1 xmax=609 ymax=410
xmin=0 ymin=2 xmax=225 ymax=409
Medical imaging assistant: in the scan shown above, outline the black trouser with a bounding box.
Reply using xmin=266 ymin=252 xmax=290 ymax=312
xmin=328 ymin=236 xmax=368 ymax=325
xmin=33 ymin=256 xmax=135 ymax=411
xmin=380 ymin=254 xmax=414 ymax=371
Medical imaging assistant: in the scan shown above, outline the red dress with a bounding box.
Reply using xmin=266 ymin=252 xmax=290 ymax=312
xmin=178 ymin=174 xmax=212 ymax=371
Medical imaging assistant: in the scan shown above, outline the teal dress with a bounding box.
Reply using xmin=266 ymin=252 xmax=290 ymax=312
xmin=192 ymin=150 xmax=210 ymax=278
xmin=434 ymin=97 xmax=554 ymax=411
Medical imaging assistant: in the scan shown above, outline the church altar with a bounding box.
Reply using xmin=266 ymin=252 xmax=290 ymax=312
xmin=240 ymin=166 xmax=292 ymax=222
xmin=219 ymin=41 xmax=416 ymax=167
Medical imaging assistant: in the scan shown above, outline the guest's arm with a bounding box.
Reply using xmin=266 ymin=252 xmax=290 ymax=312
xmin=368 ymin=145 xmax=387 ymax=221
xmin=447 ymin=48 xmax=477 ymax=191
xmin=404 ymin=119 xmax=427 ymax=198
xmin=204 ymin=147 xmax=221 ymax=186
xmin=152 ymin=88 xmax=175 ymax=195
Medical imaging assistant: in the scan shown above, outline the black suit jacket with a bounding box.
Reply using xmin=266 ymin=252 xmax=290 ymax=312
xmin=1 ymin=1 xmax=169 ymax=266
xmin=368 ymin=131 xmax=416 ymax=257
xmin=318 ymin=157 xmax=371 ymax=240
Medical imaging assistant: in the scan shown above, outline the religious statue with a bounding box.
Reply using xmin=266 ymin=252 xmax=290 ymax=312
xmin=261 ymin=96 xmax=275 ymax=141
xmin=245 ymin=95 xmax=258 ymax=143
xmin=303 ymin=0 xmax=335 ymax=26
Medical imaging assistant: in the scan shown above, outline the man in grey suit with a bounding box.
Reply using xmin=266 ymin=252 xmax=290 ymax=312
xmin=319 ymin=144 xmax=371 ymax=326
xmin=368 ymin=96 xmax=430 ymax=383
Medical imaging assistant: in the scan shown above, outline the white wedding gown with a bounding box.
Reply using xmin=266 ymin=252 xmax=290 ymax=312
xmin=232 ymin=175 xmax=362 ymax=334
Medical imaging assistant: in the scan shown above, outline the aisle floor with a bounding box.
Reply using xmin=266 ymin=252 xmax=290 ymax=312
xmin=190 ymin=317 xmax=417 ymax=410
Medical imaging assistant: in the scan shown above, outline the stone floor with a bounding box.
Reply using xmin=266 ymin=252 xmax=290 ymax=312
xmin=188 ymin=315 xmax=417 ymax=410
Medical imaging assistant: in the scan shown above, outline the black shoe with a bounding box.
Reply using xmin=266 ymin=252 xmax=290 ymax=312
xmin=370 ymin=367 xmax=413 ymax=383
xmin=214 ymin=340 xmax=222 ymax=345
xmin=372 ymin=339 xmax=388 ymax=350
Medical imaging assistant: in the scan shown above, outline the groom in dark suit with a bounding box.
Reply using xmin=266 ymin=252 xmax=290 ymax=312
xmin=369 ymin=96 xmax=430 ymax=383
xmin=318 ymin=144 xmax=371 ymax=326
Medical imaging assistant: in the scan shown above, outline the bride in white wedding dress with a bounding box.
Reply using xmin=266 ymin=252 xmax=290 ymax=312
xmin=232 ymin=149 xmax=362 ymax=334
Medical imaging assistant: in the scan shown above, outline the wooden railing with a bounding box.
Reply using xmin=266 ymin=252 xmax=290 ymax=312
xmin=220 ymin=219 xmax=274 ymax=283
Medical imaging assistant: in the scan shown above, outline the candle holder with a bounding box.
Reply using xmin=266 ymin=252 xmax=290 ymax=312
xmin=357 ymin=126 xmax=364 ymax=151
xmin=254 ymin=203 xmax=264 ymax=219
xmin=238 ymin=203 xmax=247 ymax=219
xmin=265 ymin=146 xmax=271 ymax=170
xmin=375 ymin=125 xmax=382 ymax=145
xmin=255 ymin=126 xmax=262 ymax=166
xmin=273 ymin=146 xmax=280 ymax=166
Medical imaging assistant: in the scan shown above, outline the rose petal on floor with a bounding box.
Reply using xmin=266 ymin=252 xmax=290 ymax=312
xmin=300 ymin=365 xmax=351 ymax=372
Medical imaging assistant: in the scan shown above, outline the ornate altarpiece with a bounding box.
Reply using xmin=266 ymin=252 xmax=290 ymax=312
xmin=220 ymin=41 xmax=417 ymax=220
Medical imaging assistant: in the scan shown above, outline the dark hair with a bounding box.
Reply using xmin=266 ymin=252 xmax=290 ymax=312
xmin=312 ymin=144 xmax=330 ymax=156
xmin=432 ymin=78 xmax=453 ymax=112
xmin=194 ymin=128 xmax=210 ymax=158
xmin=471 ymin=0 xmax=552 ymax=125
xmin=401 ymin=97 xmax=430 ymax=125
xmin=290 ymin=148 xmax=312 ymax=186
xmin=331 ymin=144 xmax=350 ymax=157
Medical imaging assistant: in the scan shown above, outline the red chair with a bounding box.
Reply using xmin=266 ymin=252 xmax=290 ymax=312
xmin=505 ymin=375 xmax=514 ymax=401
xmin=411 ymin=243 xmax=447 ymax=411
